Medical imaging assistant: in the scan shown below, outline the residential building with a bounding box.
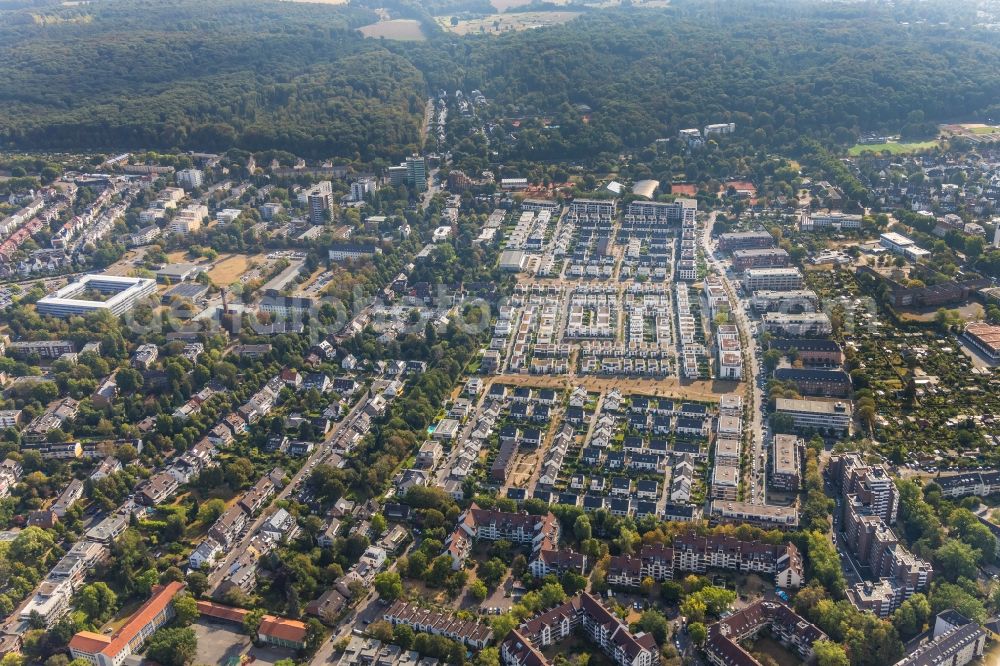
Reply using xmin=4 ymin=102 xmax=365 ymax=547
xmin=770 ymin=435 xmax=803 ymax=492
xmin=383 ymin=601 xmax=493 ymax=649
xmin=51 ymin=479 xmax=84 ymax=517
xmin=743 ymin=268 xmax=803 ymax=292
xmin=0 ymin=410 xmax=20 ymax=429
xmin=773 ymin=367 xmax=850 ymax=396
xmin=775 ymin=398 xmax=852 ymax=435
xmin=847 ymin=578 xmax=903 ymax=618
xmin=762 ymin=312 xmax=833 ymax=337
xmin=85 ymin=514 xmax=128 ymax=545
xmin=405 ymin=156 xmax=427 ymax=192
xmin=7 ymin=339 xmax=75 ymax=359
xmin=176 ymin=169 xmax=204 ymax=190
xmin=893 ymin=611 xmax=985 ymax=666
xmin=167 ymin=204 xmax=208 ymax=236
xmin=499 ymin=592 xmax=659 ymax=666
xmin=444 ymin=504 xmax=562 ymax=575
xmin=749 ymin=290 xmax=819 ymax=314
xmin=934 ymin=471 xmax=1000 ymax=499
xmin=767 ymin=338 xmax=843 ymax=366
xmin=136 ymin=472 xmax=179 ymax=506
xmin=718 ymin=231 xmax=774 ymax=252
xmin=704 ymin=601 xmax=826 ymax=666
xmin=710 ymin=500 xmax=799 ymax=529
xmin=209 ymin=505 xmax=249 ymax=548
xmin=126 ymin=225 xmax=161 ymax=247
xmin=20 ymin=579 xmax=73 ymax=627
xmin=606 ymin=536 xmax=803 ymax=590
xmin=304 ymin=181 xmax=333 ymax=224
xmin=731 ymin=248 xmax=790 ymax=271
xmin=131 ymin=344 xmax=159 ymax=370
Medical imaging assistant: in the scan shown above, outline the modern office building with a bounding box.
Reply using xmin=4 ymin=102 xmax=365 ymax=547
xmin=804 ymin=212 xmax=862 ymax=230
xmin=37 ymin=274 xmax=156 ymax=317
xmin=880 ymin=232 xmax=931 ymax=261
xmin=405 ymin=156 xmax=427 ymax=192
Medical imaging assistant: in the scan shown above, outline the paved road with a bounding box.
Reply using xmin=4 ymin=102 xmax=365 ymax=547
xmin=700 ymin=212 xmax=766 ymax=504
xmin=208 ymin=391 xmax=373 ymax=593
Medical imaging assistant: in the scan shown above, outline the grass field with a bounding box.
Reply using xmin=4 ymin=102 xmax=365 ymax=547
xmin=358 ymin=19 xmax=427 ymax=41
xmin=848 ymin=140 xmax=939 ymax=156
xmin=438 ymin=11 xmax=580 ymax=34
xmin=206 ymin=254 xmax=256 ymax=285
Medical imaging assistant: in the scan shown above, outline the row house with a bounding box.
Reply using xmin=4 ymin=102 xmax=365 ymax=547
xmin=383 ymin=601 xmax=493 ymax=649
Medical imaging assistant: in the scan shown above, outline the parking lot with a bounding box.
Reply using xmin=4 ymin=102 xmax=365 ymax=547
xmin=192 ymin=618 xmax=296 ymax=666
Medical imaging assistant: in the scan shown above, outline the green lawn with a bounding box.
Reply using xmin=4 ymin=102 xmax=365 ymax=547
xmin=848 ymin=140 xmax=940 ymax=156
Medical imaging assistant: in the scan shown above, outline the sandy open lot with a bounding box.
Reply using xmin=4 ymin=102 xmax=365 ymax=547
xmin=207 ymin=254 xmax=259 ymax=285
xmin=359 ymin=19 xmax=427 ymax=41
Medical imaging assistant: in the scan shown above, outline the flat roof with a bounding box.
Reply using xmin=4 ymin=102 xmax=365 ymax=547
xmin=773 ymin=435 xmax=801 ymax=475
xmin=38 ymin=274 xmax=155 ymax=312
xmin=775 ymin=398 xmax=852 ymax=415
xmin=880 ymin=231 xmax=914 ymax=246
xmin=713 ymin=464 xmax=739 ymax=486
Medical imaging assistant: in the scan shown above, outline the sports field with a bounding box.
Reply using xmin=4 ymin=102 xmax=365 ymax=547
xmin=847 ymin=140 xmax=939 ymax=156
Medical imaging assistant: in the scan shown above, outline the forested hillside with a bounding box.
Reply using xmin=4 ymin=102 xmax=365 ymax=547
xmin=3 ymin=0 xmax=1000 ymax=159
xmin=397 ymin=0 xmax=1000 ymax=159
xmin=0 ymin=0 xmax=427 ymax=158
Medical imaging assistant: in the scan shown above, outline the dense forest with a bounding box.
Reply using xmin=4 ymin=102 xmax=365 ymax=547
xmin=397 ymin=0 xmax=1000 ymax=159
xmin=0 ymin=0 xmax=426 ymax=159
xmin=2 ymin=0 xmax=1000 ymax=159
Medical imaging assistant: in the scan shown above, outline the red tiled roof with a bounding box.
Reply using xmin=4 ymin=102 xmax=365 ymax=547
xmin=71 ymin=582 xmax=184 ymax=658
xmin=196 ymin=600 xmax=249 ymax=623
xmin=258 ymin=616 xmax=307 ymax=643
xmin=68 ymin=631 xmax=111 ymax=655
